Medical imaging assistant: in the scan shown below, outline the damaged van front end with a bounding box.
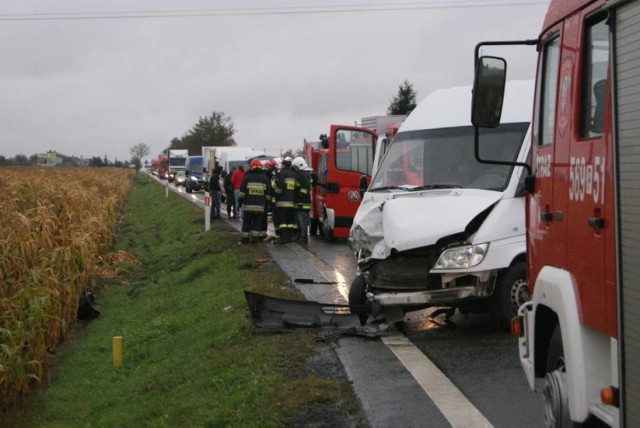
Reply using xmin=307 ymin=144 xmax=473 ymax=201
xmin=348 ymin=82 xmax=534 ymax=328
xmin=350 ymin=188 xmax=525 ymax=320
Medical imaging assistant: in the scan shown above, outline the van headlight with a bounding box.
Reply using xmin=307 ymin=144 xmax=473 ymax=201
xmin=433 ymin=243 xmax=488 ymax=270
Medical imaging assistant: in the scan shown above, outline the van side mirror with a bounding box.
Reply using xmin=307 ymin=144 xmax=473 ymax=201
xmin=524 ymin=175 xmax=535 ymax=194
xmin=359 ymin=174 xmax=369 ymax=197
xmin=471 ymin=56 xmax=507 ymax=128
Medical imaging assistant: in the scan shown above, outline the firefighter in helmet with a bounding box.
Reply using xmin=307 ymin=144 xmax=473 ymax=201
xmin=273 ymin=157 xmax=297 ymax=244
xmin=237 ymin=159 xmax=271 ymax=244
xmin=292 ymin=156 xmax=312 ymax=244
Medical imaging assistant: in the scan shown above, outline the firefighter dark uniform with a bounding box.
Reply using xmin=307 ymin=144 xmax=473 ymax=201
xmin=292 ymin=157 xmax=312 ymax=243
xmin=263 ymin=159 xmax=279 ymax=241
xmin=273 ymin=159 xmax=297 ymax=244
xmin=237 ymin=159 xmax=271 ymax=244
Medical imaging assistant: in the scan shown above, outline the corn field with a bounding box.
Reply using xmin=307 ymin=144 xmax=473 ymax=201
xmin=0 ymin=167 xmax=134 ymax=409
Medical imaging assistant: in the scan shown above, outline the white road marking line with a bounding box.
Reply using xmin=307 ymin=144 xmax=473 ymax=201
xmin=290 ymin=244 xmax=492 ymax=426
xmin=381 ymin=333 xmax=493 ymax=428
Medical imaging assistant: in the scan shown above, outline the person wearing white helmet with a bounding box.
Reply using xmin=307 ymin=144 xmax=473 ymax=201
xmin=291 ymin=156 xmax=307 ymax=171
xmin=292 ymin=156 xmax=312 ymax=244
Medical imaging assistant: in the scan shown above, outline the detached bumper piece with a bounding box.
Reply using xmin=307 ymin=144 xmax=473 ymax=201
xmin=244 ymin=291 xmax=379 ymax=340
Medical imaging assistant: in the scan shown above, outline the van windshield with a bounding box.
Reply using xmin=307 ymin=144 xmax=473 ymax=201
xmin=369 ymin=122 xmax=529 ymax=192
xmin=189 ymin=160 xmax=203 ymax=174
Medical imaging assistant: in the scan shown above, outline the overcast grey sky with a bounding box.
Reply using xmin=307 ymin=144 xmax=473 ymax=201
xmin=0 ymin=0 xmax=549 ymax=162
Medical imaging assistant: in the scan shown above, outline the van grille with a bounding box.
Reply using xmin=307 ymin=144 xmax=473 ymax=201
xmin=368 ymin=254 xmax=442 ymax=291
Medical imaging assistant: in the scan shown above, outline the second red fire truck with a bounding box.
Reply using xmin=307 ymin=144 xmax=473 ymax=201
xmin=303 ymin=125 xmax=378 ymax=241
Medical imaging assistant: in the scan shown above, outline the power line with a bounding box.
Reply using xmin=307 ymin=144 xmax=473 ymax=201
xmin=0 ymin=1 xmax=550 ymax=22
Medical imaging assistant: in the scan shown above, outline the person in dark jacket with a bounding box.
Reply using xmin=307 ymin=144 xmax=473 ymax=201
xmin=292 ymin=157 xmax=312 ymax=244
xmin=265 ymin=157 xmax=282 ymax=241
xmin=273 ymin=158 xmax=297 ymax=244
xmin=224 ymin=167 xmax=235 ymax=218
xmin=209 ymin=165 xmax=223 ymax=220
xmin=237 ymin=159 xmax=271 ymax=244
xmin=262 ymin=159 xmax=278 ymax=241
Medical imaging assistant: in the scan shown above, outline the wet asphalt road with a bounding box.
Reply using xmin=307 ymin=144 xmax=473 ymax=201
xmin=164 ymin=178 xmax=545 ymax=427
xmin=303 ymin=235 xmax=545 ymax=427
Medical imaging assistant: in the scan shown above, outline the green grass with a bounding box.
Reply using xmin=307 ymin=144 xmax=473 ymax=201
xmin=15 ymin=174 xmax=359 ymax=427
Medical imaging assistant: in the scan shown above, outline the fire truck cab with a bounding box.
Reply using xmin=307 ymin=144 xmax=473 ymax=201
xmin=303 ymin=125 xmax=378 ymax=240
xmin=471 ymin=0 xmax=640 ymax=425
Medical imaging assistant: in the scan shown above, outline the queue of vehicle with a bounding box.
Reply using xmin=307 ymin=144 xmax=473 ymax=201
xmin=146 ymin=1 xmax=640 ymax=424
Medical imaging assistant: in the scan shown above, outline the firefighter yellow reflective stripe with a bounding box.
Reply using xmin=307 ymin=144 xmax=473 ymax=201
xmin=247 ymin=182 xmax=266 ymax=195
xmin=276 ymin=201 xmax=295 ymax=208
xmin=285 ymin=178 xmax=296 ymax=190
xmin=244 ymin=204 xmax=265 ymax=212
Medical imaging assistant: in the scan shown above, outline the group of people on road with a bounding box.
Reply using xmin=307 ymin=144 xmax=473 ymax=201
xmin=208 ymin=164 xmax=246 ymax=221
xmin=270 ymin=156 xmax=313 ymax=244
xmin=232 ymin=156 xmax=313 ymax=245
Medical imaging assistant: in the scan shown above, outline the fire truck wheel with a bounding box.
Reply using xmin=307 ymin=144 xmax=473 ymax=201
xmin=493 ymin=262 xmax=529 ymax=331
xmin=543 ymin=325 xmax=571 ymax=428
xmin=322 ymin=213 xmax=335 ymax=242
xmin=348 ymin=276 xmax=369 ymax=326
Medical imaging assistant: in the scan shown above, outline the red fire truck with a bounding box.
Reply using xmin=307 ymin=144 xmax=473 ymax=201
xmin=158 ymin=155 xmax=168 ymax=179
xmin=471 ymin=0 xmax=639 ymax=426
xmin=303 ymin=125 xmax=378 ymax=240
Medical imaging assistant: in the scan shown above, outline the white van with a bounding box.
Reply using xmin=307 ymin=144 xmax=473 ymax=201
xmin=348 ymin=80 xmax=533 ymax=328
xmin=202 ymin=146 xmax=274 ymax=192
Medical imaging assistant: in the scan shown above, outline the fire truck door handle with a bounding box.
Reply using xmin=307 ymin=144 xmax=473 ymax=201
xmin=588 ymin=217 xmax=605 ymax=229
xmin=540 ymin=212 xmax=553 ymax=222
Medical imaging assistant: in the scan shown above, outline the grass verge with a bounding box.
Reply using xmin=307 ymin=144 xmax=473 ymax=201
xmin=14 ymin=174 xmax=363 ymax=427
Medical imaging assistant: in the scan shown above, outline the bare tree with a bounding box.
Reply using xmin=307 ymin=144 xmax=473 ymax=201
xmin=130 ymin=142 xmax=151 ymax=171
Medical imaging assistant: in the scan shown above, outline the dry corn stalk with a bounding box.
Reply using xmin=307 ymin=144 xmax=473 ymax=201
xmin=0 ymin=166 xmax=134 ymax=409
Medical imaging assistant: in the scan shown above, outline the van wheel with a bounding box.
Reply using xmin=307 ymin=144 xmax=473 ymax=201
xmin=493 ymin=262 xmax=529 ymax=331
xmin=348 ymin=276 xmax=369 ymax=326
xmin=543 ymin=325 xmax=571 ymax=428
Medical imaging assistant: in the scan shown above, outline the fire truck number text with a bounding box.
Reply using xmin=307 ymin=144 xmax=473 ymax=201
xmin=569 ymin=156 xmax=605 ymax=204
